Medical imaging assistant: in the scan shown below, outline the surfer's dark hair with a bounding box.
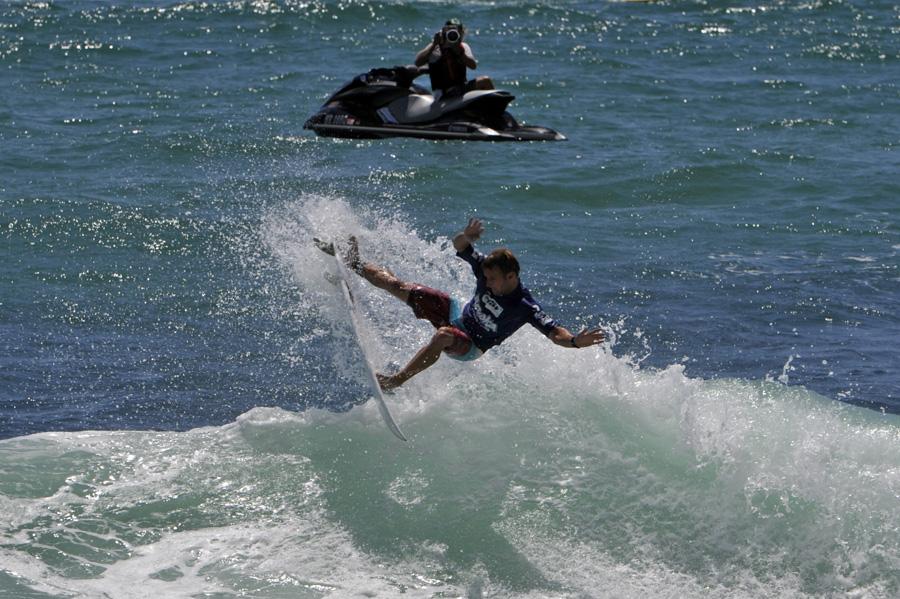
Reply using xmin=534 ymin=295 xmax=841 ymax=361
xmin=484 ymin=248 xmax=520 ymax=275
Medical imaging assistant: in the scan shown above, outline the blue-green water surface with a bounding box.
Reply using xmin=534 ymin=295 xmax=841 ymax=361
xmin=1 ymin=1 xmax=898 ymax=597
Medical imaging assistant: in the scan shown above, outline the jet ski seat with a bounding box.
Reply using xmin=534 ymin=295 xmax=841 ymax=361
xmin=387 ymin=90 xmax=507 ymax=124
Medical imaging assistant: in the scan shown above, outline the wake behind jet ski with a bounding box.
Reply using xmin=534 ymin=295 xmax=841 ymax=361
xmin=303 ymin=64 xmax=566 ymax=142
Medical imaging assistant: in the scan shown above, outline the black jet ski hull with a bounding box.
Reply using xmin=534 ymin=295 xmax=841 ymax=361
xmin=305 ymin=120 xmax=566 ymax=142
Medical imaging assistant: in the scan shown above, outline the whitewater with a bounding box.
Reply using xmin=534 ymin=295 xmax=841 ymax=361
xmin=2 ymin=197 xmax=899 ymax=598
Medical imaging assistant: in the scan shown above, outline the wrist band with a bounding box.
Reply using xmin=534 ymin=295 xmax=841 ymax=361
xmin=570 ymin=336 xmax=578 ymax=348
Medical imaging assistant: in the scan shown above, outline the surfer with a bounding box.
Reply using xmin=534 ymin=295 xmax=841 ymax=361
xmin=414 ymin=19 xmax=494 ymax=98
xmin=319 ymin=218 xmax=604 ymax=391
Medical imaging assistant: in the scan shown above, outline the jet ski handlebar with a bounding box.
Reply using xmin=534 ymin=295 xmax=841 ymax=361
xmin=364 ymin=64 xmax=428 ymax=88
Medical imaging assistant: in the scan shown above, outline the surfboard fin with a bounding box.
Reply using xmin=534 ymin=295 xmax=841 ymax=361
xmin=314 ymin=236 xmax=363 ymax=275
xmin=313 ymin=237 xmax=336 ymax=256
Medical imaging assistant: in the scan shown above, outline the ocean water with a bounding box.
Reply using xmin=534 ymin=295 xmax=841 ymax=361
xmin=2 ymin=0 xmax=899 ymax=597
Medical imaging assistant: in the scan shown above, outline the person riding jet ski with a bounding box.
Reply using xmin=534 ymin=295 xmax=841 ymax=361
xmin=414 ymin=19 xmax=494 ymax=100
xmin=302 ymin=20 xmax=566 ymax=142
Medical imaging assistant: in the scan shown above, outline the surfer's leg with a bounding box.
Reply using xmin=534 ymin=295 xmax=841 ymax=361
xmin=315 ymin=236 xmax=412 ymax=301
xmin=377 ymin=326 xmax=459 ymax=390
xmin=341 ymin=236 xmax=413 ymax=303
xmin=358 ymin=263 xmax=413 ymax=303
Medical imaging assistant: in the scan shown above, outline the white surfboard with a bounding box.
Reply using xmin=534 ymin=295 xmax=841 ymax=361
xmin=323 ymin=245 xmax=408 ymax=442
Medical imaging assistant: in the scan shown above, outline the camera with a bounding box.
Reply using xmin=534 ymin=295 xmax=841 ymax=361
xmin=442 ymin=27 xmax=461 ymax=45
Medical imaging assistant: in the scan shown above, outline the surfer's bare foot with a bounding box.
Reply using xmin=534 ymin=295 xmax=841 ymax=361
xmin=313 ymin=238 xmax=335 ymax=256
xmin=345 ymin=235 xmax=363 ymax=274
xmin=377 ymin=373 xmax=402 ymax=392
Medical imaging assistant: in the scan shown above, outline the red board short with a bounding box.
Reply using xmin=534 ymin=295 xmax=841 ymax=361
xmin=406 ymin=285 xmax=474 ymax=358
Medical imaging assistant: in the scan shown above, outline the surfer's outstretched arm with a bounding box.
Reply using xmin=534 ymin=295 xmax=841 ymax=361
xmin=453 ymin=217 xmax=484 ymax=253
xmin=549 ymin=325 xmax=605 ymax=349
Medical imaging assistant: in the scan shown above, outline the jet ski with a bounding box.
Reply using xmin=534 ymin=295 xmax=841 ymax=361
xmin=304 ymin=65 xmax=566 ymax=142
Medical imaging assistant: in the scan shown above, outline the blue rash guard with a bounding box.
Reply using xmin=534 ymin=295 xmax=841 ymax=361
xmin=453 ymin=245 xmax=560 ymax=353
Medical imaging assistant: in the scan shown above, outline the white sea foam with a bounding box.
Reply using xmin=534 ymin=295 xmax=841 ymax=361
xmin=2 ymin=196 xmax=899 ymax=598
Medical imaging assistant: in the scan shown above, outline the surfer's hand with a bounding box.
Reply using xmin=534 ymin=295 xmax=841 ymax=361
xmin=574 ymin=327 xmax=605 ymax=347
xmin=463 ymin=217 xmax=484 ymax=241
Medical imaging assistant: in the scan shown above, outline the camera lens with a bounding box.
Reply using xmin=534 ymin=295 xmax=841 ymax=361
xmin=445 ymin=29 xmax=460 ymax=43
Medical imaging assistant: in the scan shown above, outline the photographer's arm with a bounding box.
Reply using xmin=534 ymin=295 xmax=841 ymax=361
xmin=415 ymin=34 xmax=440 ymax=66
xmin=461 ymin=43 xmax=477 ymax=69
